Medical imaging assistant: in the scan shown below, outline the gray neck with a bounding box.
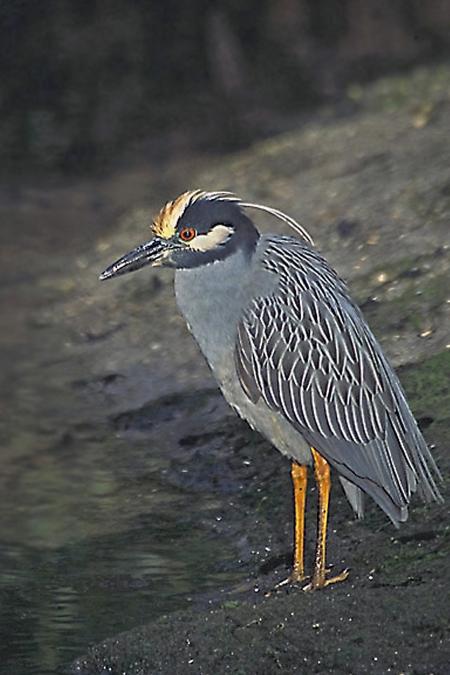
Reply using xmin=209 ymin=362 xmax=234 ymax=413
xmin=174 ymin=249 xmax=254 ymax=375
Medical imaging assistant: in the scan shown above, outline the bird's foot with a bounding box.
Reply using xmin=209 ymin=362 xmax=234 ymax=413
xmin=303 ymin=567 xmax=349 ymax=592
xmin=274 ymin=567 xmax=308 ymax=589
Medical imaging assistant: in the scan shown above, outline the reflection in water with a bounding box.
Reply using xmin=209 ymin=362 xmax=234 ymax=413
xmin=0 ymin=308 xmax=242 ymax=672
xmin=0 ymin=458 xmax=241 ymax=674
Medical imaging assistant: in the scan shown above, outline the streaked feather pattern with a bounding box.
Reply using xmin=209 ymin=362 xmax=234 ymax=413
xmin=235 ymin=235 xmax=442 ymax=525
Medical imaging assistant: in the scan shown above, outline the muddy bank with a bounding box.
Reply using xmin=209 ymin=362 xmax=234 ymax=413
xmin=69 ymin=351 xmax=450 ymax=675
xmin=70 ymin=558 xmax=450 ymax=674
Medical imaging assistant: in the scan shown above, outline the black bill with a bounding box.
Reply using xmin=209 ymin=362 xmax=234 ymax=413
xmin=99 ymin=238 xmax=168 ymax=280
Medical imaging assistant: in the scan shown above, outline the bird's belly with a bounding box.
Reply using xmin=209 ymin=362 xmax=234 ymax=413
xmin=219 ymin=374 xmax=312 ymax=467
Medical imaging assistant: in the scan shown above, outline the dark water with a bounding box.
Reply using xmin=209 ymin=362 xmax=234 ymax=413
xmin=0 ymin=517 xmax=238 ymax=675
xmin=0 ymin=409 xmax=243 ymax=675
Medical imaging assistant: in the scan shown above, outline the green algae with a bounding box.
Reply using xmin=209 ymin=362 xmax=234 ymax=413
xmin=401 ymin=351 xmax=450 ymax=429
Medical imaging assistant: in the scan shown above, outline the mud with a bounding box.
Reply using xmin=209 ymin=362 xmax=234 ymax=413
xmin=69 ymin=353 xmax=450 ymax=675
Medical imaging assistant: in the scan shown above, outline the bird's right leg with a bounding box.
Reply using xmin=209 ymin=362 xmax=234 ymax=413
xmin=275 ymin=461 xmax=308 ymax=588
xmin=290 ymin=461 xmax=308 ymax=582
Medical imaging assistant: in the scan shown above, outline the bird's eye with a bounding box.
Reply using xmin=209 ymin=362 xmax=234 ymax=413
xmin=179 ymin=226 xmax=197 ymax=242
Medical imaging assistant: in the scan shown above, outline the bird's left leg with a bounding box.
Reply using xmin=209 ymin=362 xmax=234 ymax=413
xmin=304 ymin=447 xmax=349 ymax=591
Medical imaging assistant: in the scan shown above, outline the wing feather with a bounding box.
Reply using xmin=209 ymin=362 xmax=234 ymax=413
xmin=234 ymin=236 xmax=442 ymax=524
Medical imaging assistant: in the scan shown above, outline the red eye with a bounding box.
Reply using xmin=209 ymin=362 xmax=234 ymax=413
xmin=179 ymin=226 xmax=197 ymax=242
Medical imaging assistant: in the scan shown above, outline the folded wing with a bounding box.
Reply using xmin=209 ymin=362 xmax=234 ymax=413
xmin=235 ymin=237 xmax=442 ymax=525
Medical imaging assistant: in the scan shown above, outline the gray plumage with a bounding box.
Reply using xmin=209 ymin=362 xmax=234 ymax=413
xmin=176 ymin=234 xmax=442 ymax=526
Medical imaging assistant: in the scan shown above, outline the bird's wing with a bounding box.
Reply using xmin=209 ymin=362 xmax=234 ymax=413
xmin=235 ymin=236 xmax=441 ymax=524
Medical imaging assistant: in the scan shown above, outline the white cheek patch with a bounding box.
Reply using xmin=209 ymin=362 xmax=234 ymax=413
xmin=188 ymin=224 xmax=234 ymax=252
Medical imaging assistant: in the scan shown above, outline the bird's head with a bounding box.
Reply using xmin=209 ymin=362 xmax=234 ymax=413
xmin=99 ymin=190 xmax=313 ymax=280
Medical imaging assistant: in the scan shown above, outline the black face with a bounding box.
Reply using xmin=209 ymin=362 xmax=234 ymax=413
xmin=100 ymin=197 xmax=260 ymax=280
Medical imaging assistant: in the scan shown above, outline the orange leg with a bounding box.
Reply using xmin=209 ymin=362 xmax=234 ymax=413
xmin=290 ymin=462 xmax=308 ymax=582
xmin=304 ymin=448 xmax=349 ymax=591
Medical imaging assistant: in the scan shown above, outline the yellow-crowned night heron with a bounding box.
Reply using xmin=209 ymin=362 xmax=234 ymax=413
xmin=100 ymin=190 xmax=442 ymax=590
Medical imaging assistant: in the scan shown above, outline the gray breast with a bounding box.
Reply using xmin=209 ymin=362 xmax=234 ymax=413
xmin=174 ymin=243 xmax=313 ymax=466
xmin=175 ymin=250 xmax=250 ymax=377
